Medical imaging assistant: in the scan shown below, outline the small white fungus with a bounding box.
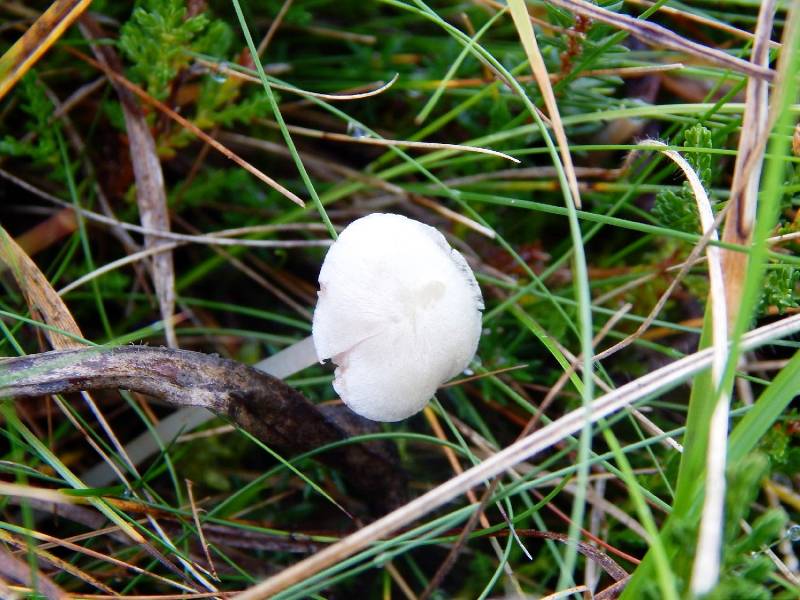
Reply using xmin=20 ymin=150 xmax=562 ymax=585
xmin=312 ymin=213 xmax=484 ymax=421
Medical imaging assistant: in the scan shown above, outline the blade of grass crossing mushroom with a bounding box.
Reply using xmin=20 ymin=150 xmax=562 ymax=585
xmin=508 ymin=0 xmax=582 ymax=209
xmin=230 ymin=0 xmax=336 ymax=238
xmin=233 ymin=314 xmax=800 ymax=600
xmin=386 ymin=4 xmax=594 ymax=584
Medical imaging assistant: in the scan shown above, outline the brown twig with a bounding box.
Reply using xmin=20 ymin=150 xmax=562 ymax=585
xmin=0 ymin=346 xmax=406 ymax=513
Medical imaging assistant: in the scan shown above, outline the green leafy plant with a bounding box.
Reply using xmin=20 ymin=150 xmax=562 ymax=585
xmin=0 ymin=73 xmax=59 ymax=173
xmin=120 ymin=0 xmax=232 ymax=100
xmin=757 ymin=266 xmax=800 ymax=315
xmin=653 ymin=124 xmax=714 ymax=233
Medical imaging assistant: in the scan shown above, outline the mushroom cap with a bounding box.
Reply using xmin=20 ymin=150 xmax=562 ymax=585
xmin=312 ymin=213 xmax=484 ymax=422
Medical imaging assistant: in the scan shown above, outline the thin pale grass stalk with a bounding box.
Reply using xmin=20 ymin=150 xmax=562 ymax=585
xmin=741 ymin=359 xmax=790 ymax=372
xmin=540 ymin=584 xmax=590 ymax=599
xmin=219 ymin=131 xmax=409 ymax=195
xmin=259 ymin=119 xmax=520 ymax=163
xmin=384 ymin=562 xmax=418 ymax=600
xmin=692 ymin=1 xmax=777 ymax=592
xmin=625 ymin=0 xmax=781 ymax=48
xmin=0 ymin=521 xmax=197 ymax=593
xmin=231 ymin=0 xmax=337 ymax=237
xmin=196 ymin=57 xmax=400 ymax=101
xmin=740 ymin=517 xmax=800 ymax=587
xmin=417 ymin=63 xmax=685 ymax=89
xmin=57 ymin=237 xmax=330 ymax=297
xmin=0 ymin=547 xmax=67 ymax=600
xmin=0 ymin=529 xmax=114 ymax=594
xmin=585 ymin=476 xmax=606 ymax=594
xmin=414 ymin=7 xmax=503 ymax=125
xmin=233 ymin=313 xmax=800 ymax=600
xmin=146 ymin=516 xmax=217 ymax=593
xmin=0 ymin=169 xmax=326 ymax=244
xmin=509 ymin=0 xmax=582 ymax=208
xmin=63 ymin=595 xmax=233 ymax=600
xmin=549 ymin=322 xmax=684 ymax=453
xmin=592 ymin=255 xmax=708 ymax=307
xmin=548 ymin=300 xmax=682 ymax=453
xmin=445 ymin=165 xmax=624 ymax=186
xmin=186 ymin=480 xmax=218 ymax=581
xmin=640 ymin=140 xmax=731 ymax=593
xmin=410 ymin=195 xmax=496 ymax=238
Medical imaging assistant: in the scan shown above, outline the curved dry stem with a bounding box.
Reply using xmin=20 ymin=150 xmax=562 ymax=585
xmin=0 ymin=346 xmax=405 ymax=512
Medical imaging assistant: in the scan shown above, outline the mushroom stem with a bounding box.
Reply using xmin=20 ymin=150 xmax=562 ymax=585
xmin=253 ymin=335 xmax=317 ymax=378
xmin=82 ymin=336 xmax=319 ymax=487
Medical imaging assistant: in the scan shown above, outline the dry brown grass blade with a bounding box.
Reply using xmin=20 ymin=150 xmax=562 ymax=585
xmin=15 ymin=208 xmax=77 ymax=257
xmin=547 ymin=0 xmax=775 ymax=81
xmin=720 ymin=0 xmax=776 ymax=327
xmin=0 ymin=529 xmax=115 ymax=595
xmin=0 ymin=225 xmax=83 ymax=350
xmin=0 ymin=546 xmax=67 ymax=600
xmin=509 ymin=0 xmax=582 ymax=208
xmin=0 ymin=0 xmax=91 ymax=101
xmin=186 ymin=479 xmax=219 ymax=581
xmin=79 ymin=17 xmax=178 ymax=349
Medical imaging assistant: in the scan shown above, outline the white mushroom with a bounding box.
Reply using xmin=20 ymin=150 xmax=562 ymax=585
xmin=312 ymin=213 xmax=483 ymax=421
xmin=83 ymin=213 xmax=482 ymax=485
